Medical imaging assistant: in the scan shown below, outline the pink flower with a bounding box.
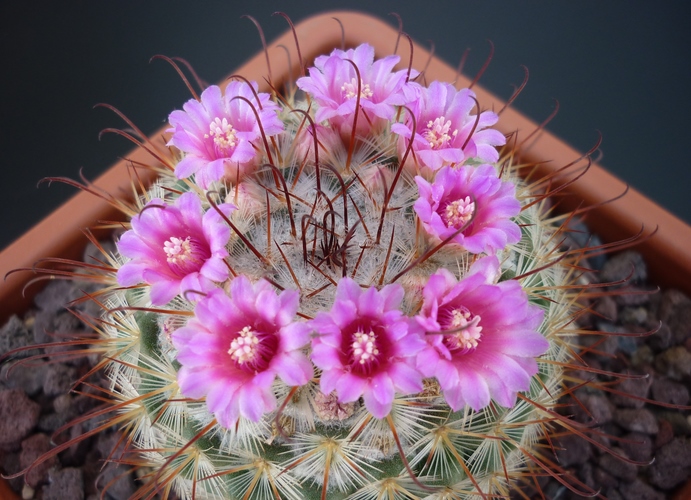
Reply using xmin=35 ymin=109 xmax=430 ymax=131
xmin=392 ymin=81 xmax=505 ymax=172
xmin=415 ymin=256 xmax=549 ymax=411
xmin=296 ymin=43 xmax=419 ymax=139
xmin=167 ymin=81 xmax=283 ymax=189
xmin=310 ymin=278 xmax=426 ymax=419
xmin=116 ymin=192 xmax=235 ymax=305
xmin=172 ymin=276 xmax=313 ymax=427
xmin=414 ymin=165 xmax=521 ymax=254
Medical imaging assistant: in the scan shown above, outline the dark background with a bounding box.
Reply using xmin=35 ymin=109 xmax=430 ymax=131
xmin=2 ymin=1 xmax=689 ymax=252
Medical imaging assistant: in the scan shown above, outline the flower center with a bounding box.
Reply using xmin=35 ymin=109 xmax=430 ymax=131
xmin=228 ymin=326 xmax=261 ymax=365
xmin=424 ymin=116 xmax=458 ymax=149
xmin=444 ymin=307 xmax=482 ymax=353
xmin=341 ymin=78 xmax=374 ymax=100
xmin=444 ymin=197 xmax=475 ymax=228
xmin=163 ymin=236 xmax=209 ymax=276
xmin=206 ymin=117 xmax=238 ymax=152
xmin=351 ymin=330 xmax=380 ymax=365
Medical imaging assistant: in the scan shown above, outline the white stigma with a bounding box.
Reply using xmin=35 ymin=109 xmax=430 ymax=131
xmin=164 ymin=236 xmax=192 ymax=264
xmin=228 ymin=326 xmax=260 ymax=364
xmin=424 ymin=116 xmax=458 ymax=149
xmin=351 ymin=330 xmax=379 ymax=365
xmin=445 ymin=197 xmax=475 ymax=228
xmin=341 ymin=78 xmax=374 ymax=100
xmin=206 ymin=117 xmax=238 ymax=150
xmin=447 ymin=308 xmax=482 ymax=351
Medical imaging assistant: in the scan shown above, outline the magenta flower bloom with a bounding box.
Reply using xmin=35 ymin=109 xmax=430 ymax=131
xmin=414 ymin=165 xmax=521 ymax=254
xmin=392 ymin=82 xmax=505 ymax=172
xmin=415 ymin=256 xmax=549 ymax=411
xmin=167 ymin=81 xmax=284 ymax=189
xmin=296 ymin=43 xmax=419 ymax=138
xmin=310 ymin=278 xmax=426 ymax=419
xmin=116 ymin=192 xmax=235 ymax=305
xmin=172 ymin=276 xmax=313 ymax=427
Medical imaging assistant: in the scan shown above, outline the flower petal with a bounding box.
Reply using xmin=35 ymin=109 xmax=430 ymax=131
xmin=336 ymin=373 xmax=367 ymax=403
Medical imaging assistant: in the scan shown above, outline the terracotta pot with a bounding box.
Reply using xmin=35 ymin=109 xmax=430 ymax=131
xmin=0 ymin=478 xmax=18 ymax=500
xmin=1 ymin=10 xmax=690 ymax=498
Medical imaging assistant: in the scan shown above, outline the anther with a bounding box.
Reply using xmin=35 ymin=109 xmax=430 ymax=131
xmin=423 ymin=116 xmax=457 ymax=149
xmin=351 ymin=330 xmax=379 ymax=365
xmin=342 ymin=78 xmax=373 ymax=100
xmin=205 ymin=117 xmax=238 ymax=151
xmin=228 ymin=326 xmax=261 ymax=364
xmin=444 ymin=197 xmax=475 ymax=228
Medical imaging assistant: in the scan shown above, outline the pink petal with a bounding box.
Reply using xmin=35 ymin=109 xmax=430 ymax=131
xmin=380 ymin=283 xmax=404 ymax=312
xmin=434 ymin=359 xmax=458 ymax=391
xmin=319 ymin=367 xmax=341 ymax=395
xmin=391 ymin=122 xmax=412 ymax=139
xmin=199 ymin=256 xmax=229 ymax=282
xmin=363 ymin=388 xmax=392 ymax=419
xmin=467 ymin=255 xmax=501 ymax=282
xmin=492 ymin=332 xmax=549 ymax=358
xmin=177 ymin=367 xmax=215 ymax=399
xmin=370 ymin=372 xmax=395 ymax=405
xmin=416 ymin=346 xmax=442 ymax=378
xmin=179 ymin=273 xmax=213 ymax=300
xmin=273 ymin=351 xmax=313 ymax=386
xmin=310 ymin=315 xmax=342 ymax=339
xmin=334 ymin=277 xmax=362 ymax=304
xmin=256 ymin=288 xmax=280 ymax=324
xmin=443 ymin=384 xmax=465 ymax=411
xmin=311 ymin=342 xmax=343 ymax=370
xmin=336 ymin=373 xmax=367 ymax=403
xmin=175 ymin=156 xmax=207 ymax=179
xmin=328 ymin=299 xmax=358 ymax=329
xmin=194 ymin=289 xmax=232 ymax=332
xmin=116 ymin=261 xmax=147 ymax=286
xmin=393 ymin=331 xmax=426 ymax=357
xmin=239 ymin=384 xmax=274 ymax=422
xmin=388 ymin=362 xmax=423 ymax=395
xmin=216 ymin=399 xmax=240 ymax=429
xmin=229 ymin=275 xmax=257 ymax=314
xmin=276 ymin=290 xmax=300 ymax=326
xmin=117 ymin=231 xmax=154 ymax=260
xmin=176 ymin=191 xmax=202 ymax=218
xmin=206 ymin=379 xmax=239 ymax=415
xmin=456 ymin=367 xmax=491 ymax=411
xmin=358 ymin=285 xmax=384 ymax=317
xmin=149 ymin=279 xmax=179 ymax=305
xmin=280 ymin=322 xmax=311 ymax=352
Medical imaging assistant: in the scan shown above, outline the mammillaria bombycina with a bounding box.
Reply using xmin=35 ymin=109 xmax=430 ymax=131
xmin=11 ymin=17 xmax=650 ymax=500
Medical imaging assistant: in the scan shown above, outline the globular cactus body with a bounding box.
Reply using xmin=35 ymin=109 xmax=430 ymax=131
xmin=23 ymin=36 xmax=593 ymax=500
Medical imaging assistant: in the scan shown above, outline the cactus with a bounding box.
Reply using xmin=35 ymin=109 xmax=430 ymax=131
xmin=14 ymin=23 xmax=629 ymax=500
